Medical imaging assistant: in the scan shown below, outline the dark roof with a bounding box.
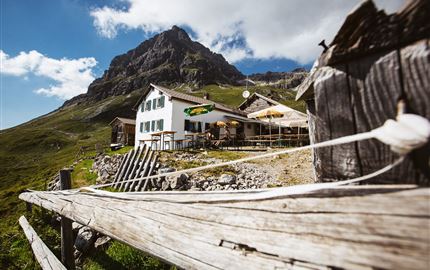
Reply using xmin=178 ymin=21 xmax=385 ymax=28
xmin=135 ymin=84 xmax=246 ymax=116
xmin=238 ymin=92 xmax=280 ymax=110
xmin=109 ymin=117 xmax=136 ymax=126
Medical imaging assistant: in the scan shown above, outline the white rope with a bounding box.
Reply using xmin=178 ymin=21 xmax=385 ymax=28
xmin=88 ymin=114 xmax=430 ymax=191
xmin=74 ymin=156 xmax=405 ymax=202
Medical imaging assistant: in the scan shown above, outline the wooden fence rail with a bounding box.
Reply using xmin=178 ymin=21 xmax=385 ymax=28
xmin=19 ymin=185 xmax=430 ymax=270
xmin=112 ymin=145 xmax=159 ymax=192
xmin=19 ymin=216 xmax=66 ymax=270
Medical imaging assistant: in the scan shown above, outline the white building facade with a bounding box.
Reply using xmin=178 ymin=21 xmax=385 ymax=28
xmin=135 ymin=84 xmax=257 ymax=149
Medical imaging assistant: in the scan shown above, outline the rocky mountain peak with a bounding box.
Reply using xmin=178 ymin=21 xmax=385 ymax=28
xmin=63 ymin=26 xmax=243 ymax=107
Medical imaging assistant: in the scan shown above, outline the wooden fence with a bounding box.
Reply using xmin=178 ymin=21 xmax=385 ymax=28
xmin=20 ymin=185 xmax=430 ymax=270
xmin=19 ymin=216 xmax=67 ymax=270
xmin=111 ymin=145 xmax=159 ymax=191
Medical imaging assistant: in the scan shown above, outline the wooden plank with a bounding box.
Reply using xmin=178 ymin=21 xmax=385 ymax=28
xmin=19 ymin=186 xmax=430 ymax=270
xmin=116 ymin=149 xmax=136 ymax=190
xmin=141 ymin=152 xmax=159 ymax=191
xmin=135 ymin=150 xmax=154 ymax=191
xmin=305 ymin=99 xmax=318 ymax=180
xmin=121 ymin=147 xmax=140 ymax=187
xmin=315 ymin=65 xmax=361 ymax=181
xmin=113 ymin=151 xmax=132 ymax=188
xmin=112 ymin=151 xmax=128 ymax=184
xmin=129 ymin=146 xmax=150 ymax=192
xmin=400 ymin=39 xmax=430 ymax=184
xmin=123 ymin=146 xmax=145 ymax=191
xmin=59 ymin=169 xmax=75 ymax=270
xmin=19 ymin=216 xmax=67 ymax=270
xmin=313 ymin=66 xmax=361 ymax=181
xmin=352 ymin=48 xmax=425 ymax=184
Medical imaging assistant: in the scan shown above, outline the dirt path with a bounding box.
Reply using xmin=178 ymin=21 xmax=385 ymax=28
xmin=245 ymin=149 xmax=314 ymax=186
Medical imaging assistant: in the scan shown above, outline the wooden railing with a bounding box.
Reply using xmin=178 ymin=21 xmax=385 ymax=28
xmin=19 ymin=216 xmax=67 ymax=270
xmin=20 ymin=185 xmax=430 ymax=270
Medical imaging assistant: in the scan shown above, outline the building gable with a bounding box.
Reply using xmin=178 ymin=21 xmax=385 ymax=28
xmin=238 ymin=93 xmax=280 ymax=114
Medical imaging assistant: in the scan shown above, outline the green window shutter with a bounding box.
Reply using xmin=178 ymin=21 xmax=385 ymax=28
xmin=157 ymin=119 xmax=164 ymax=131
xmin=152 ymin=99 xmax=157 ymax=110
xmin=151 ymin=120 xmax=155 ymax=132
xmin=184 ymin=120 xmax=190 ymax=131
xmin=141 ymin=103 xmax=144 ymax=112
xmin=140 ymin=122 xmax=143 ymax=132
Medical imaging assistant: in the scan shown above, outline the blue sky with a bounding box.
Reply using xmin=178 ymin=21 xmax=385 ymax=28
xmin=0 ymin=0 xmax=403 ymax=129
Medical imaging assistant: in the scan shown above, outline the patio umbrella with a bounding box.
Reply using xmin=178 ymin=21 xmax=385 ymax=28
xmin=213 ymin=121 xmax=227 ymax=127
xmin=255 ymin=109 xmax=284 ymax=147
xmin=184 ymin=104 xmax=214 ymax=117
xmin=228 ymin=120 xmax=240 ymax=127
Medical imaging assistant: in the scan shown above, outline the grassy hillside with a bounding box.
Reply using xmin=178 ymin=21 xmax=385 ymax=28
xmin=0 ymin=91 xmax=142 ymax=269
xmin=0 ymin=84 xmax=304 ymax=269
xmin=176 ymin=84 xmax=306 ymax=112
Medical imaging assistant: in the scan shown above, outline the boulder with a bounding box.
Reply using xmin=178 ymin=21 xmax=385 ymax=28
xmin=74 ymin=227 xmax=97 ymax=253
xmin=168 ymin=173 xmax=189 ymax=189
xmin=94 ymin=235 xmax=111 ymax=249
xmin=218 ymin=174 xmax=236 ymax=185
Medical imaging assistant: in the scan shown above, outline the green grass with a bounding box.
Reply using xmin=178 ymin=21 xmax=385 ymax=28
xmin=175 ymin=84 xmax=306 ymax=112
xmin=206 ymin=150 xmax=248 ymax=161
xmin=71 ymin=159 xmax=98 ymax=187
xmin=0 ymin=92 xmax=142 ymax=269
xmin=105 ymin=146 xmax=134 ymax=156
xmin=84 ymin=241 xmax=174 ymax=270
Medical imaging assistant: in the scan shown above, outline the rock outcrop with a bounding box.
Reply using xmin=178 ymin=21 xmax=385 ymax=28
xmin=248 ymin=69 xmax=308 ymax=89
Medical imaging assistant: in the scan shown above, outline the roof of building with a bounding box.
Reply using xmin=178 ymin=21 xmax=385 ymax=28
xmin=237 ymin=92 xmax=280 ymax=110
xmin=109 ymin=117 xmax=136 ymax=126
xmin=135 ymin=84 xmax=246 ymax=116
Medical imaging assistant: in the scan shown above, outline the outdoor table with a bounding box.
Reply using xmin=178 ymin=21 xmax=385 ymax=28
xmin=151 ymin=131 xmax=176 ymax=150
xmin=184 ymin=132 xmax=207 ymax=149
xmin=139 ymin=139 xmax=160 ymax=151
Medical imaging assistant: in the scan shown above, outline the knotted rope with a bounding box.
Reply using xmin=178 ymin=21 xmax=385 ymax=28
xmin=86 ymin=114 xmax=430 ymax=192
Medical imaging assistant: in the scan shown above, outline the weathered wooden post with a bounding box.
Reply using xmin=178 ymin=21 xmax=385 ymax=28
xmin=59 ymin=169 xmax=75 ymax=270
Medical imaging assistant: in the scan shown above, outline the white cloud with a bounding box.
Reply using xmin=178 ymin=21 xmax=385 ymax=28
xmin=90 ymin=0 xmax=404 ymax=64
xmin=0 ymin=50 xmax=97 ymax=99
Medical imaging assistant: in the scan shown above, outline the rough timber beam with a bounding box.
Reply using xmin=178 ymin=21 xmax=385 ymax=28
xmin=20 ymin=186 xmax=430 ymax=270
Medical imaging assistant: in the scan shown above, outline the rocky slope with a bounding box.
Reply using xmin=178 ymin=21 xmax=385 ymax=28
xmin=63 ymin=26 xmax=244 ymax=107
xmin=248 ymin=68 xmax=308 ymax=89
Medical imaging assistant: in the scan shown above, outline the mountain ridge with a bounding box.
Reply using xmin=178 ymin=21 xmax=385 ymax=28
xmin=62 ymin=26 xmax=244 ymax=108
xmin=62 ymin=26 xmax=308 ymax=109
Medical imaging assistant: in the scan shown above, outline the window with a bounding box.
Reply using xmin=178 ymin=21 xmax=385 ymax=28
xmin=144 ymin=121 xmax=150 ymax=133
xmin=145 ymin=100 xmax=151 ymax=111
xmin=152 ymin=98 xmax=157 ymax=110
xmin=140 ymin=103 xmax=144 ymax=112
xmin=157 ymin=96 xmax=165 ymax=108
xmin=205 ymin=123 xmax=210 ymax=131
xmin=140 ymin=122 xmax=144 ymax=133
xmin=184 ymin=120 xmax=191 ymax=131
xmin=184 ymin=120 xmax=201 ymax=132
xmin=156 ymin=119 xmax=164 ymax=131
xmin=151 ymin=120 xmax=156 ymax=132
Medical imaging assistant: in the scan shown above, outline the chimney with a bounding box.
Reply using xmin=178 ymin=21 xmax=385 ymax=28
xmin=203 ymin=92 xmax=210 ymax=100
